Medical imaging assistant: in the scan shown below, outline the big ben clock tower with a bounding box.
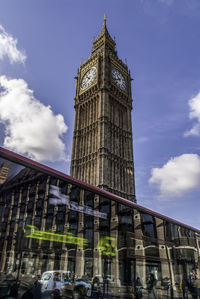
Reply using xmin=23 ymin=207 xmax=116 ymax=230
xmin=70 ymin=16 xmax=136 ymax=202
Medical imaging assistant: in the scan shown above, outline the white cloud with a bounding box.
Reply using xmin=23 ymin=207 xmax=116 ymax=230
xmin=149 ymin=154 xmax=200 ymax=196
xmin=0 ymin=75 xmax=68 ymax=162
xmin=184 ymin=91 xmax=200 ymax=137
xmin=0 ymin=25 xmax=26 ymax=64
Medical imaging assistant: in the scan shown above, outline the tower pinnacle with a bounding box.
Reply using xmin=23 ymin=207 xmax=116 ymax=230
xmin=104 ymin=13 xmax=106 ymax=25
xmin=92 ymin=14 xmax=116 ymax=54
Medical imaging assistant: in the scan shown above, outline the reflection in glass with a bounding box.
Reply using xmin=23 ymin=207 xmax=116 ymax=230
xmin=0 ymin=154 xmax=200 ymax=299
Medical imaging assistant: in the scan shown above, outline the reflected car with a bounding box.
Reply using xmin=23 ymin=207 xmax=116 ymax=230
xmin=60 ymin=277 xmax=91 ymax=298
xmin=39 ymin=271 xmax=71 ymax=294
xmin=75 ymin=278 xmax=91 ymax=297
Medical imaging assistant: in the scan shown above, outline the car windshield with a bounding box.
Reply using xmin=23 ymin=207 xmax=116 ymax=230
xmin=41 ymin=273 xmax=52 ymax=281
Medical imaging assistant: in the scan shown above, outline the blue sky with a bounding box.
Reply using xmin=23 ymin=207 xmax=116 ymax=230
xmin=0 ymin=0 xmax=200 ymax=229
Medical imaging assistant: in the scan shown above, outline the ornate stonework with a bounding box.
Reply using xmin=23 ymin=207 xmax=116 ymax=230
xmin=70 ymin=16 xmax=136 ymax=202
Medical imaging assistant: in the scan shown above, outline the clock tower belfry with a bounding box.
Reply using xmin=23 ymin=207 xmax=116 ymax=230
xmin=70 ymin=16 xmax=136 ymax=202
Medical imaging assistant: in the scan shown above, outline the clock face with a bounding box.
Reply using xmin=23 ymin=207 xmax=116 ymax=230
xmin=81 ymin=67 xmax=97 ymax=90
xmin=112 ymin=68 xmax=126 ymax=90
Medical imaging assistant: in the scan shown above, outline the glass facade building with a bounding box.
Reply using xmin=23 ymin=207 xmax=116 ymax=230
xmin=0 ymin=147 xmax=200 ymax=298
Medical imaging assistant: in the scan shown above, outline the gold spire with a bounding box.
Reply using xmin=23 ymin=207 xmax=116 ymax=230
xmin=92 ymin=15 xmax=116 ymax=54
xmin=98 ymin=14 xmax=113 ymax=40
xmin=104 ymin=13 xmax=106 ymax=25
xmin=100 ymin=13 xmax=107 ymax=36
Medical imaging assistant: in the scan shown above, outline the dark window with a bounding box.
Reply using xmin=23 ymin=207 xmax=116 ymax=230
xmin=20 ymin=205 xmax=25 ymax=212
xmin=18 ymin=220 xmax=23 ymax=228
xmin=11 ymin=208 xmax=17 ymax=220
xmin=57 ymin=224 xmax=64 ymax=233
xmin=45 ymin=216 xmax=53 ymax=230
xmin=70 ymin=186 xmax=80 ymax=202
xmin=29 ymin=195 xmax=35 ymax=202
xmin=29 ymin=185 xmax=36 ymax=195
xmin=68 ymin=210 xmax=78 ymax=222
xmin=21 ymin=196 xmax=27 ymax=204
xmin=141 ymin=213 xmax=157 ymax=239
xmin=99 ymin=197 xmax=111 ymax=214
xmin=56 ymin=213 xmax=64 ymax=222
xmin=84 ymin=228 xmax=93 ymax=248
xmin=84 ymin=191 xmax=94 ymax=208
xmin=68 ymin=222 xmax=78 ymax=235
xmin=35 ymin=210 xmax=42 ymax=217
xmin=27 ymin=202 xmax=33 ymax=211
xmin=25 ymin=217 xmax=32 ymax=226
xmin=38 ymin=178 xmax=47 ymax=193
xmin=12 ymin=207 xmax=17 ymax=217
xmin=59 ymin=181 xmax=68 ymax=194
xmin=47 ymin=203 xmax=54 ymax=214
xmin=7 ymin=237 xmax=13 ymax=249
xmin=0 ymin=233 xmax=5 ymax=248
xmin=27 ymin=211 xmax=33 ymax=218
xmin=84 ymin=216 xmax=93 ymax=248
xmin=10 ymin=221 xmax=15 ymax=231
xmin=34 ymin=217 xmax=41 ymax=226
xmin=36 ymin=200 xmax=43 ymax=209
xmin=99 ymin=198 xmax=110 ymax=232
xmin=4 ymin=207 xmax=9 ymax=217
xmin=50 ymin=177 xmax=57 ymax=186
xmin=14 ymin=193 xmax=19 ymax=205
xmin=38 ymin=193 xmax=44 ymax=200
xmin=22 ymin=189 xmax=28 ymax=198
xmin=58 ymin=205 xmax=66 ymax=212
xmin=165 ymin=222 xmax=179 ymax=240
xmin=46 ymin=215 xmax=53 ymax=224
xmin=1 ymin=222 xmax=7 ymax=232
xmin=19 ymin=213 xmax=24 ymax=220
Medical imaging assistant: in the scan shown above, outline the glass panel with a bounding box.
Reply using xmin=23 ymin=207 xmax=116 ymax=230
xmin=0 ymin=154 xmax=199 ymax=298
xmin=141 ymin=212 xmax=157 ymax=239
